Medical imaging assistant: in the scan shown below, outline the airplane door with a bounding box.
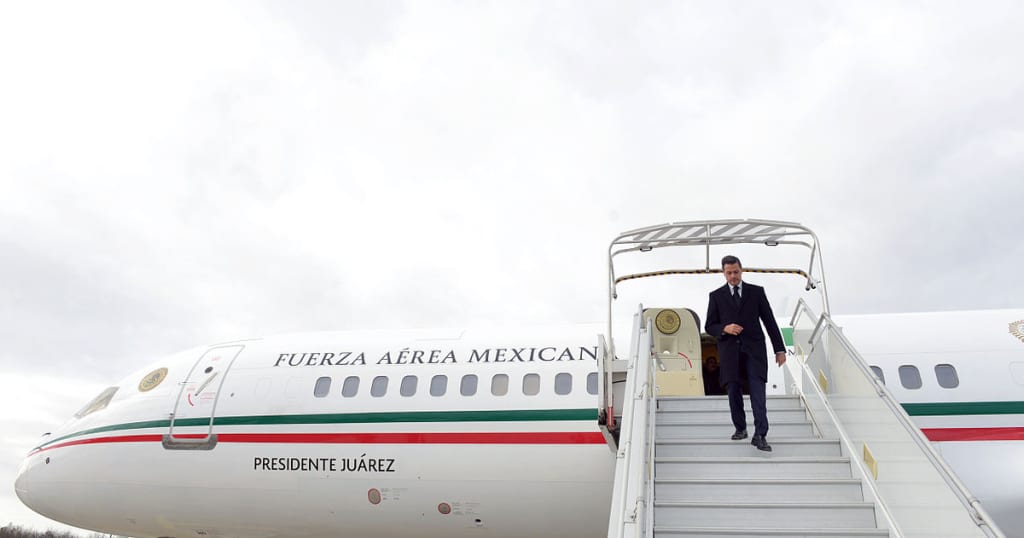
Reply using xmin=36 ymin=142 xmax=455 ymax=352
xmin=164 ymin=345 xmax=244 ymax=450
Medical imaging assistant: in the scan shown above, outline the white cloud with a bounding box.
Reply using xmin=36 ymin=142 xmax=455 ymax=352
xmin=2 ymin=1 xmax=1024 ymax=533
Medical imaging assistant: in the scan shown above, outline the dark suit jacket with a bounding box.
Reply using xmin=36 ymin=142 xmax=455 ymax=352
xmin=705 ymin=282 xmax=785 ymax=385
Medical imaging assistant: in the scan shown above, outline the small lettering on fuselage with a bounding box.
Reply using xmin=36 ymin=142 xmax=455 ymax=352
xmin=253 ymin=455 xmax=396 ymax=473
xmin=272 ymin=346 xmax=599 ymax=367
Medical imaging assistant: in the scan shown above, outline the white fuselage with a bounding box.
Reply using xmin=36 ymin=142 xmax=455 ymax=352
xmin=17 ymin=326 xmax=614 ymax=538
xmin=15 ymin=311 xmax=1024 ymax=537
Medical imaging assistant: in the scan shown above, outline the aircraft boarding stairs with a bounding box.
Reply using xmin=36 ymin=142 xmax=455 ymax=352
xmin=652 ymin=393 xmax=875 ymax=537
xmin=603 ymin=303 xmax=1004 ymax=538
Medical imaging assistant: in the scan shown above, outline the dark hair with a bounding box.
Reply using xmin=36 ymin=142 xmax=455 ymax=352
xmin=721 ymin=255 xmax=742 ymax=268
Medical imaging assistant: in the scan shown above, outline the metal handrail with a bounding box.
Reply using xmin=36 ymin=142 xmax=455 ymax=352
xmin=809 ymin=314 xmax=1003 ymax=537
xmin=790 ymin=299 xmax=1003 ymax=537
xmin=643 ymin=335 xmax=657 ymax=538
xmin=598 ymin=333 xmax=612 ymax=441
xmin=788 ymin=298 xmax=817 ymax=335
xmin=608 ymin=313 xmax=654 ymax=538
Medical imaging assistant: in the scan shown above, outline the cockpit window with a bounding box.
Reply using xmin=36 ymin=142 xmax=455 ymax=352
xmin=74 ymin=387 xmax=119 ymax=418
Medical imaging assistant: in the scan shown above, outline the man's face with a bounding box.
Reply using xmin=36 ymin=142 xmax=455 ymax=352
xmin=723 ymin=262 xmax=742 ymax=287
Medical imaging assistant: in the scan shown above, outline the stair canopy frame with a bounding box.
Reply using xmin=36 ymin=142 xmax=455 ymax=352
xmin=601 ymin=219 xmax=829 ymax=437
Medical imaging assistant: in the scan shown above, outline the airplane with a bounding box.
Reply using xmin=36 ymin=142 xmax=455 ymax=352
xmin=13 ymin=221 xmax=1023 ymax=537
xmin=15 ymin=313 xmax=1024 ymax=537
xmin=15 ymin=325 xmax=618 ymax=537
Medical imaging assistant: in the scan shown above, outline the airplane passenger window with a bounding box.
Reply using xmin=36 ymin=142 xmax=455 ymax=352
xmin=491 ymin=374 xmax=509 ymax=396
xmin=371 ymin=376 xmax=389 ymax=397
xmin=400 ymin=375 xmax=417 ymax=397
xmin=935 ymin=364 xmax=959 ymax=388
xmin=314 ymin=376 xmax=331 ymax=398
xmin=523 ymin=373 xmax=540 ymax=396
xmin=587 ymin=372 xmax=598 ymax=395
xmin=554 ymin=373 xmax=572 ymax=395
xmin=460 ymin=374 xmax=478 ymax=396
xmin=430 ymin=375 xmax=447 ymax=396
xmin=341 ymin=376 xmax=359 ymax=397
xmin=869 ymin=366 xmax=885 ymax=384
xmin=898 ymin=365 xmax=922 ymax=389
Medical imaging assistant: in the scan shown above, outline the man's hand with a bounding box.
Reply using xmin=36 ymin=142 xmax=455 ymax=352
xmin=724 ymin=323 xmax=744 ymax=335
xmin=775 ymin=352 xmax=787 ymax=366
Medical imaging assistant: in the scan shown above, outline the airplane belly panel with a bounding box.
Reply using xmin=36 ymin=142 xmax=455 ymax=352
xmin=23 ymin=441 xmax=615 ymax=538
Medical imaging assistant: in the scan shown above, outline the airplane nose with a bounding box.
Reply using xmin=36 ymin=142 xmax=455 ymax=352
xmin=15 ymin=454 xmax=35 ymax=508
xmin=15 ymin=451 xmax=68 ymax=524
xmin=15 ymin=448 xmax=100 ymax=531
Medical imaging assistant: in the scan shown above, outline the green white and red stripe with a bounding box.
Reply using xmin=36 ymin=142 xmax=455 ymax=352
xmin=31 ymin=408 xmax=605 ymax=454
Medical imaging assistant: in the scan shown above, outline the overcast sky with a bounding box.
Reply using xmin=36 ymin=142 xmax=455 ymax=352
xmin=2 ymin=1 xmax=1023 ymax=534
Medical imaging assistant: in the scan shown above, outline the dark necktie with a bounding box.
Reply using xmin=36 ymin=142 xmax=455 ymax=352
xmin=732 ymin=286 xmax=741 ymax=306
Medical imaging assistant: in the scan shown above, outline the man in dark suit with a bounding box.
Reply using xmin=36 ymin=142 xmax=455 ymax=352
xmin=705 ymin=255 xmax=786 ymax=452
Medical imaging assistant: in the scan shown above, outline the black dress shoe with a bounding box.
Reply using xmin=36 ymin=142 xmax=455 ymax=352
xmin=751 ymin=434 xmax=772 ymax=452
xmin=730 ymin=429 xmax=748 ymax=440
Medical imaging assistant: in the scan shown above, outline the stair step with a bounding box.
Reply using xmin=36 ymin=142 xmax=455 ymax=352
xmin=655 ymin=478 xmax=865 ymax=502
xmin=657 ymin=408 xmax=809 ymax=423
xmin=656 ymin=421 xmax=815 ymax=439
xmin=654 ymin=501 xmax=878 ymax=529
xmin=655 ymin=457 xmax=852 ymax=479
xmin=654 ymin=526 xmax=890 ymax=537
xmin=658 ymin=395 xmax=804 ymax=412
xmin=657 ymin=439 xmax=841 ymax=457
xmin=645 ymin=395 xmax=889 ymax=537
